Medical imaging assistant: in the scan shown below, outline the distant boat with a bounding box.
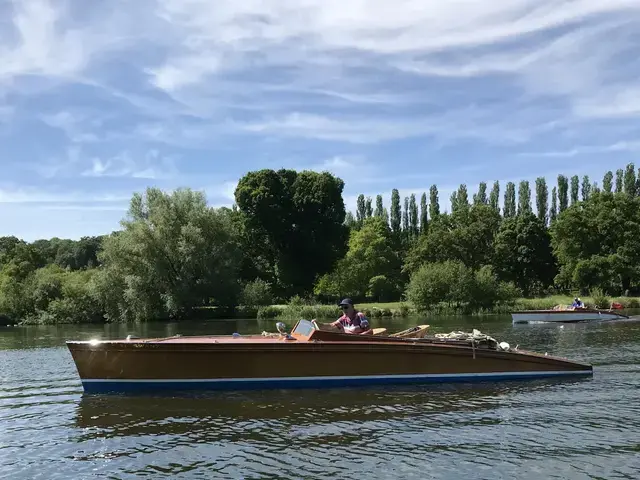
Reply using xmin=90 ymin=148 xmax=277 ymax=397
xmin=511 ymin=307 xmax=628 ymax=324
xmin=66 ymin=319 xmax=593 ymax=394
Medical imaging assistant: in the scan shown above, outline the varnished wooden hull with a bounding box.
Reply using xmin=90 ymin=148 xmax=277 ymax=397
xmin=66 ymin=336 xmax=593 ymax=394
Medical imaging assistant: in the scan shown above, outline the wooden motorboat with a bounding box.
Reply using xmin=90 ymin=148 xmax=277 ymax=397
xmin=66 ymin=320 xmax=593 ymax=394
xmin=511 ymin=307 xmax=628 ymax=324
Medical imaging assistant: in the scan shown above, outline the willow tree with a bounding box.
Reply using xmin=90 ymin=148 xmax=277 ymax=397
xmin=96 ymin=187 xmax=243 ymax=322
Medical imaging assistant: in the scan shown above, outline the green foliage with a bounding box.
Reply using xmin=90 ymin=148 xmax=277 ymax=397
xmin=390 ymin=188 xmax=401 ymax=235
xmin=552 ymin=191 xmax=640 ymax=295
xmin=474 ymin=182 xmax=488 ymax=205
xmin=558 ymin=175 xmax=569 ymax=212
xmin=581 ymin=175 xmax=591 ymax=202
xmin=406 ymin=261 xmax=519 ymax=312
xmin=570 ymin=175 xmax=580 ymax=204
xmin=535 ymin=177 xmax=548 ymax=224
xmin=489 ymin=181 xmax=500 ymax=213
xmin=624 ymin=162 xmax=636 ymax=196
xmin=429 ymin=185 xmax=440 ymax=219
xmin=493 ymin=213 xmax=556 ymax=296
xmin=590 ymin=288 xmax=609 ymax=309
xmin=615 ymin=169 xmax=623 ymax=193
xmin=408 ymin=194 xmax=419 ymax=238
xmin=241 ymin=278 xmax=274 ymax=307
xmin=550 ymin=187 xmax=558 ymax=223
xmin=256 ymin=305 xmax=284 ymax=319
xmin=404 ymin=204 xmax=501 ymax=274
xmin=3 ymin=163 xmax=640 ymax=324
xmin=602 ymin=171 xmax=613 ymax=193
xmin=314 ymin=216 xmax=401 ymax=301
xmin=419 ymin=193 xmax=428 ymax=234
xmin=235 ymin=169 xmax=348 ymax=298
xmin=96 ymin=187 xmax=243 ymax=322
xmin=517 ymin=180 xmax=532 ymax=216
xmin=503 ymin=182 xmax=516 ymax=218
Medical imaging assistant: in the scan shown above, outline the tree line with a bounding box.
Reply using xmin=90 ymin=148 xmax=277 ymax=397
xmin=0 ymin=164 xmax=638 ymax=324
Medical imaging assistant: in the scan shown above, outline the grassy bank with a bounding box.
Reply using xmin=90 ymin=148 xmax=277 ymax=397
xmin=252 ymin=295 xmax=640 ymax=322
xmin=10 ymin=295 xmax=637 ymax=326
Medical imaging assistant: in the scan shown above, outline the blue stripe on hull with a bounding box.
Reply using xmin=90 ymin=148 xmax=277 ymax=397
xmin=81 ymin=370 xmax=593 ymax=394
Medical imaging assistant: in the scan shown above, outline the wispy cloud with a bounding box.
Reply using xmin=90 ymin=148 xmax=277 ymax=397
xmin=81 ymin=150 xmax=179 ymax=180
xmin=1 ymin=0 xmax=640 ymax=239
xmin=519 ymin=140 xmax=640 ymax=158
xmin=40 ymin=110 xmax=100 ymax=143
xmin=0 ymin=186 xmax=130 ymax=204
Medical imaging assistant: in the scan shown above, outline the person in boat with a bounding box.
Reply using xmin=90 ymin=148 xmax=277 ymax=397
xmin=331 ymin=298 xmax=370 ymax=334
xmin=572 ymin=297 xmax=585 ymax=309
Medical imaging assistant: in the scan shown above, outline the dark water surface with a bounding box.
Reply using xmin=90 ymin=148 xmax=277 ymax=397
xmin=1 ymin=315 xmax=639 ymax=479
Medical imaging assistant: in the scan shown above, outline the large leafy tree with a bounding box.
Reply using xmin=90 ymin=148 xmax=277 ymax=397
xmin=315 ymin=216 xmax=400 ymax=301
xmin=96 ymin=187 xmax=243 ymax=322
xmin=235 ymin=169 xmax=348 ymax=298
xmin=404 ymin=204 xmax=501 ymax=274
xmin=551 ymin=191 xmax=640 ymax=294
xmin=493 ymin=212 xmax=556 ymax=296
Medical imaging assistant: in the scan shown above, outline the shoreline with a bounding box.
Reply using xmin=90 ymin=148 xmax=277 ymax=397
xmin=8 ymin=295 xmax=638 ymax=326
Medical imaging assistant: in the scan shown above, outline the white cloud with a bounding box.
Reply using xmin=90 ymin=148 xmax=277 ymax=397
xmin=81 ymin=150 xmax=179 ymax=180
xmin=0 ymin=186 xmax=130 ymax=204
xmin=518 ymin=140 xmax=640 ymax=158
xmin=40 ymin=110 xmax=101 ymax=142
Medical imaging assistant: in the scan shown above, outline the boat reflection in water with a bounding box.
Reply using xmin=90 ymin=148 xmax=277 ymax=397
xmin=66 ymin=320 xmax=593 ymax=395
xmin=74 ymin=377 xmax=593 ymax=439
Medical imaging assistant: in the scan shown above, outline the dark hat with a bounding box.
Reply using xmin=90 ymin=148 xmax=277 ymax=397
xmin=338 ymin=298 xmax=354 ymax=307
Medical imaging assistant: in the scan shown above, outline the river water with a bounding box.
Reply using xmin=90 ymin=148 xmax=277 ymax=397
xmin=1 ymin=315 xmax=639 ymax=479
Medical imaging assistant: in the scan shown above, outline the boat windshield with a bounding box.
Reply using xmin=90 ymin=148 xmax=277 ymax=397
xmin=291 ymin=319 xmax=317 ymax=337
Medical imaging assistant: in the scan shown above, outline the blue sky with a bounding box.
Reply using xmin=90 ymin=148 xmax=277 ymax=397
xmin=1 ymin=0 xmax=639 ymax=241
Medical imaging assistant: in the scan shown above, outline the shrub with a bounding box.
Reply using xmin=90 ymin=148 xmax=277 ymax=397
xmin=257 ymin=305 xmax=283 ymax=319
xmin=625 ymin=298 xmax=639 ymax=309
xmin=407 ymin=261 xmax=520 ymax=313
xmin=241 ymin=278 xmax=273 ymax=307
xmin=590 ymin=288 xmax=609 ymax=309
xmin=398 ymin=303 xmax=410 ymax=317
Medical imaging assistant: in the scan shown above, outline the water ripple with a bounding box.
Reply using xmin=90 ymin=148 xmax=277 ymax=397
xmin=1 ymin=319 xmax=639 ymax=479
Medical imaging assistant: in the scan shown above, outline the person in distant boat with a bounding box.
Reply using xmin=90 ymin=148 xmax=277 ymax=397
xmin=572 ymin=297 xmax=585 ymax=308
xmin=332 ymin=298 xmax=370 ymax=334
